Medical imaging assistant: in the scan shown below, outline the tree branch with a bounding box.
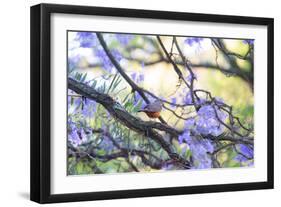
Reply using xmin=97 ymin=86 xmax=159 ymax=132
xmin=68 ymin=77 xmax=191 ymax=169
xmin=96 ymin=33 xmax=168 ymax=124
xmin=156 ymin=36 xmax=191 ymax=88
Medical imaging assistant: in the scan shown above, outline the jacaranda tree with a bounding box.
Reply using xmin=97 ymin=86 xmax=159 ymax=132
xmin=67 ymin=32 xmax=254 ymax=174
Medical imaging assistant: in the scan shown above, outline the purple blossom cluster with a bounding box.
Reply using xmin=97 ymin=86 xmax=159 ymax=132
xmin=235 ymin=144 xmax=254 ymax=163
xmin=187 ymin=73 xmax=197 ymax=82
xmin=76 ymin=32 xmax=98 ymax=48
xmin=170 ymin=97 xmax=177 ymax=109
xmin=196 ymin=105 xmax=227 ymax=136
xmin=183 ymin=91 xmax=206 ymax=106
xmin=184 ymin=37 xmax=203 ymax=46
xmin=95 ymin=48 xmax=123 ymax=72
xmin=68 ymin=119 xmax=88 ymax=147
xmin=183 ymin=91 xmax=193 ymax=105
xmin=179 ymin=127 xmax=214 ymax=169
xmin=95 ymin=49 xmax=114 ymax=72
xmin=178 ymin=103 xmax=228 ymax=169
xmin=81 ymin=98 xmax=97 ymax=118
xmin=115 ymin=34 xmax=134 ymax=45
xmin=67 ymin=96 xmax=97 ymax=146
xmin=68 ymin=55 xmax=81 ymax=72
xmin=76 ymin=32 xmax=124 ymax=73
xmin=189 ymin=138 xmax=214 ymax=169
xmin=68 ymin=95 xmax=97 ymax=116
xmin=130 ymin=72 xmax=144 ymax=83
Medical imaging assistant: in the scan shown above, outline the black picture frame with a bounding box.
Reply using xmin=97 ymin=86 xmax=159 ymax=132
xmin=30 ymin=3 xmax=274 ymax=204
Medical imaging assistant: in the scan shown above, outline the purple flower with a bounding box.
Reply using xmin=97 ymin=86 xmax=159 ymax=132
xmin=169 ymin=97 xmax=177 ymax=109
xmin=67 ymin=96 xmax=72 ymax=108
xmin=68 ymin=122 xmax=87 ymax=147
xmin=187 ymin=73 xmax=197 ymax=82
xmin=248 ymin=161 xmax=254 ymax=167
xmin=76 ymin=32 xmax=97 ymax=48
xmin=199 ymin=105 xmax=227 ymax=121
xmin=235 ymin=146 xmax=254 ymax=167
xmin=184 ymin=37 xmax=203 ymax=46
xmin=200 ymin=139 xmax=214 ymax=153
xmin=115 ymin=34 xmax=134 ymax=45
xmin=238 ymin=144 xmax=253 ymax=158
xmin=188 ymin=137 xmax=213 ymax=169
xmin=185 ymin=118 xmax=195 ymax=130
xmin=82 ymin=99 xmax=96 ymax=118
xmin=243 ymin=39 xmax=254 ymax=45
xmin=235 ymin=154 xmax=248 ymax=162
xmin=68 ymin=55 xmax=81 ymax=71
xmin=111 ymin=49 xmax=123 ymax=62
xmin=197 ymin=98 xmax=207 ymax=105
xmin=171 ymin=97 xmax=177 ymax=105
xmin=198 ymin=105 xmax=214 ymax=118
xmin=178 ymin=120 xmax=215 ymax=169
xmin=183 ymin=91 xmax=206 ymax=106
xmin=133 ymin=92 xmax=146 ymax=108
xmin=130 ymin=72 xmax=144 ymax=83
xmin=131 ymin=73 xmax=137 ymax=81
xmin=214 ymin=97 xmax=225 ymax=106
xmin=69 ymin=129 xmax=80 ymax=146
xmin=139 ymin=74 xmax=144 ymax=82
xmin=95 ymin=49 xmax=114 ymax=72
xmin=183 ymin=91 xmax=193 ymax=105
xmin=135 ymin=91 xmax=141 ymax=101
xmin=195 ymin=105 xmax=227 ymax=136
xmin=179 ymin=118 xmax=196 ymax=144
xmin=74 ymin=97 xmax=82 ymax=108
xmin=99 ymin=135 xmax=115 ymax=152
xmin=178 ymin=130 xmax=192 ymax=144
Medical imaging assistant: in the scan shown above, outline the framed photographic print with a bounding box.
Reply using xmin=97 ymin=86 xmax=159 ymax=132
xmin=30 ymin=3 xmax=274 ymax=203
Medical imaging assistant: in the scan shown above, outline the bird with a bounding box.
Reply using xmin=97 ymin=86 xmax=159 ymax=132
xmin=138 ymin=100 xmax=163 ymax=119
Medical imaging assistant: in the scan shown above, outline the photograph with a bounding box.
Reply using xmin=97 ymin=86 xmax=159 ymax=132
xmin=67 ymin=31 xmax=254 ymax=175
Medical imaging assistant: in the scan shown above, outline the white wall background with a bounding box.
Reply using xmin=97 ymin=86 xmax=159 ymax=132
xmin=0 ymin=0 xmax=279 ymax=206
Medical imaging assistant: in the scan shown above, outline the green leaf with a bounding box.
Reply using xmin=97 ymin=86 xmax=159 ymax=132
xmin=97 ymin=149 xmax=106 ymax=156
xmin=81 ymin=73 xmax=87 ymax=83
xmin=107 ymin=74 xmax=118 ymax=93
xmin=113 ymin=75 xmax=122 ymax=89
xmin=226 ymin=160 xmax=241 ymax=168
xmin=124 ymin=101 xmax=133 ymax=111
xmin=76 ymin=162 xmax=84 ymax=174
xmin=122 ymin=93 xmax=132 ymax=104
xmin=75 ymin=72 xmax=82 ymax=81
xmin=91 ymin=80 xmax=97 ymax=88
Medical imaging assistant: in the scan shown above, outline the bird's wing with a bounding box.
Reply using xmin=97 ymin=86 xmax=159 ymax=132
xmin=146 ymin=102 xmax=162 ymax=112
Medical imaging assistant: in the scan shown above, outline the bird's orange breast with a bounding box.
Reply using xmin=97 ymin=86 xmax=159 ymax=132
xmin=144 ymin=111 xmax=161 ymax=118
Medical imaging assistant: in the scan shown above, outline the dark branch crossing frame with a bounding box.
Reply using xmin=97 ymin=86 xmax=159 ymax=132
xmin=30 ymin=3 xmax=274 ymax=204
